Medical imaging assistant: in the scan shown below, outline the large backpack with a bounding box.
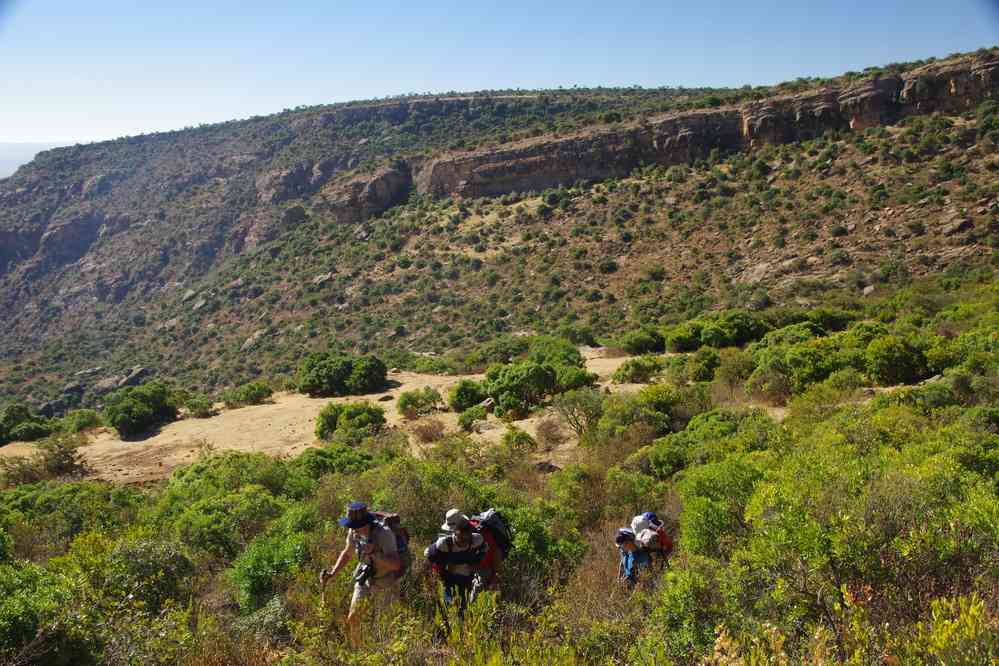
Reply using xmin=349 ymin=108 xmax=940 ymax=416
xmin=371 ymin=510 xmax=411 ymax=577
xmin=469 ymin=508 xmax=513 ymax=558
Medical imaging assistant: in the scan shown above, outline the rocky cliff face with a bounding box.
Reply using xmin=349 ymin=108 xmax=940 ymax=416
xmin=414 ymin=55 xmax=999 ymax=198
xmin=415 ymin=110 xmax=743 ymax=198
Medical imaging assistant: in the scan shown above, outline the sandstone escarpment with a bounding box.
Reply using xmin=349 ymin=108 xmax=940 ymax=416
xmin=321 ymin=161 xmax=414 ymax=224
xmin=415 ymin=55 xmax=998 ymax=198
xmin=415 ymin=110 xmax=743 ymax=198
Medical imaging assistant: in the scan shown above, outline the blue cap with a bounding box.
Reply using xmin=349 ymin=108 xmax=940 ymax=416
xmin=339 ymin=501 xmax=374 ymax=528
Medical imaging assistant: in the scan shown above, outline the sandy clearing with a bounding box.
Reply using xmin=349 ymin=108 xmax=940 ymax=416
xmin=0 ymin=347 xmax=690 ymax=484
xmin=1 ymin=370 xmax=483 ymax=484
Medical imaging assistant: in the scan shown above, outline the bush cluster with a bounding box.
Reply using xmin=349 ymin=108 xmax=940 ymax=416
xmin=396 ymin=386 xmax=441 ymax=419
xmin=314 ymin=401 xmax=385 ymax=442
xmin=221 ymin=381 xmax=273 ymax=409
xmin=296 ymin=353 xmax=387 ymax=397
xmin=102 ymin=382 xmax=178 ymax=438
xmin=0 ymin=404 xmax=52 ymax=446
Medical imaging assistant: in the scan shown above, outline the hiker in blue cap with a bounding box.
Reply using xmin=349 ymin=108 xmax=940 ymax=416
xmin=320 ymin=501 xmax=401 ymax=642
xmin=615 ymin=528 xmax=650 ymax=586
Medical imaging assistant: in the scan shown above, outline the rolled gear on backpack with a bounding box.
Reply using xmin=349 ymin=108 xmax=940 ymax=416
xmin=632 ymin=512 xmax=673 ymax=564
xmin=467 ymin=508 xmax=512 ymax=588
xmin=630 ymin=511 xmax=662 ymax=535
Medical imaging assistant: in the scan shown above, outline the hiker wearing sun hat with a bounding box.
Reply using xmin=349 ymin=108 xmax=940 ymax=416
xmin=320 ymin=501 xmax=401 ymax=639
xmin=425 ymin=508 xmax=489 ymax=617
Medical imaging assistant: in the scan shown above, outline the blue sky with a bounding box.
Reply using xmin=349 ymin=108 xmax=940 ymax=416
xmin=0 ymin=0 xmax=997 ymax=143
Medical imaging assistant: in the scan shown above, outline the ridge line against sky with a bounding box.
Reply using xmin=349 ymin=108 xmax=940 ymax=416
xmin=0 ymin=0 xmax=997 ymax=145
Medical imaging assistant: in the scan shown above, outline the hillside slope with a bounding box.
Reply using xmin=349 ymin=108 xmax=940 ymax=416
xmin=1 ymin=49 xmax=998 ymax=408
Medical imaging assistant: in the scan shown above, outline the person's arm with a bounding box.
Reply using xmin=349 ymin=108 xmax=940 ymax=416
xmin=320 ymin=533 xmax=354 ymax=585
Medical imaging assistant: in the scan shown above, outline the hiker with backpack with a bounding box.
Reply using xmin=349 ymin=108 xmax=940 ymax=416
xmin=631 ymin=511 xmax=674 ymax=568
xmin=616 ymin=528 xmax=651 ymax=586
xmin=320 ymin=502 xmax=403 ymax=640
xmin=425 ymin=509 xmax=490 ymax=617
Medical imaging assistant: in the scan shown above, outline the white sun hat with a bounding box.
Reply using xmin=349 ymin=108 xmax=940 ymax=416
xmin=441 ymin=508 xmax=470 ymax=532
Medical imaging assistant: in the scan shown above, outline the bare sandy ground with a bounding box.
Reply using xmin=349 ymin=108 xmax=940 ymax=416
xmin=0 ymin=348 xmax=636 ymax=484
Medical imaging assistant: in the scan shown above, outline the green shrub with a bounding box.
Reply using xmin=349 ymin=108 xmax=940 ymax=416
xmin=229 ymin=527 xmax=310 ymax=611
xmin=866 ymin=335 xmax=928 ymax=385
xmin=686 ymin=348 xmax=721 ymax=382
xmin=553 ymin=387 xmax=605 ymax=437
xmin=0 ymin=561 xmax=70 ymax=656
xmin=527 ymin=336 xmax=584 ymax=368
xmin=630 ymin=557 xmax=726 ymax=663
xmin=613 ymin=356 xmax=665 ymax=383
xmin=297 ymin=352 xmax=386 ymax=397
xmin=501 ymin=426 xmax=537 ymax=455
xmin=0 ymin=479 xmax=143 ymax=541
xmin=183 ymin=393 xmax=215 ymax=418
xmin=58 ymin=409 xmax=102 ymax=433
xmin=448 ymin=379 xmax=487 ymax=412
xmin=221 ymin=381 xmax=273 ymax=408
xmin=617 ymin=327 xmax=666 ymax=355
xmin=0 ymin=529 xmax=11 ymax=564
xmin=397 ymin=386 xmax=442 ymax=419
xmin=677 ymin=454 xmax=761 ymax=557
xmin=554 ymin=365 xmax=598 ymax=392
xmin=292 ymin=443 xmax=376 ymax=478
xmin=714 ymin=347 xmax=756 ymax=390
xmin=665 ymin=321 xmax=704 ymax=352
xmin=174 ymin=484 xmax=287 ymax=558
xmin=346 ymin=356 xmax=389 ymax=395
xmin=8 ymin=421 xmax=52 ymax=443
xmin=108 ymin=536 xmax=194 ymax=613
xmin=752 ymin=321 xmax=825 ymax=349
xmin=457 ymin=405 xmax=487 ymax=432
xmin=297 ymin=352 xmax=353 ymax=397
xmin=0 ymin=404 xmax=52 ymax=445
xmin=700 ymin=310 xmax=769 ymax=348
xmin=315 ymin=402 xmax=385 ymax=442
xmin=103 ymin=382 xmax=178 ymax=438
xmin=484 ymin=362 xmax=557 ymax=418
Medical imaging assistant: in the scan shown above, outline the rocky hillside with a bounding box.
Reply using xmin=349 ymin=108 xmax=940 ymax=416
xmin=1 ymin=48 xmax=998 ymax=409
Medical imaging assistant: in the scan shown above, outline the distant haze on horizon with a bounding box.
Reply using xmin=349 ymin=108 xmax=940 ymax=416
xmin=0 ymin=0 xmax=997 ymax=150
xmin=0 ymin=142 xmax=65 ymax=178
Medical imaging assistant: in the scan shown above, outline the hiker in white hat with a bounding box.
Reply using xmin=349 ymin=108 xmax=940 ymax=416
xmin=425 ymin=508 xmax=489 ymax=617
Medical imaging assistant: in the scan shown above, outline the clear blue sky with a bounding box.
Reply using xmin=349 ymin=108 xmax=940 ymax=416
xmin=1 ymin=0 xmax=996 ymax=143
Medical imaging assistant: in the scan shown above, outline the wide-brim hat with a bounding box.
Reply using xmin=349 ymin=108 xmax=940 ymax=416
xmin=441 ymin=508 xmax=470 ymax=532
xmin=339 ymin=501 xmax=374 ymax=529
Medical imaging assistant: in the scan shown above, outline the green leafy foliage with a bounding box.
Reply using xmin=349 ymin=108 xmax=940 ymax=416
xmin=103 ymin=381 xmax=178 ymax=438
xmin=616 ymin=327 xmax=666 ymax=355
xmin=57 ymin=409 xmax=102 ymax=433
xmin=866 ymin=334 xmax=929 ymax=385
xmin=483 ymin=361 xmax=556 ymax=418
xmin=296 ymin=352 xmax=387 ymax=397
xmin=396 ymin=386 xmax=442 ymax=419
xmin=0 ymin=403 xmax=52 ymax=446
xmin=314 ymin=401 xmax=385 ymax=442
xmin=613 ymin=355 xmax=666 ymax=383
xmin=448 ymin=378 xmax=488 ymax=412
xmin=221 ymin=380 xmax=273 ymax=408
xmin=457 ymin=405 xmax=487 ymax=432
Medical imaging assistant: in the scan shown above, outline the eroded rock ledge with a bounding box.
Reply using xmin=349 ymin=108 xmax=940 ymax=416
xmin=409 ymin=55 xmax=998 ymax=200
